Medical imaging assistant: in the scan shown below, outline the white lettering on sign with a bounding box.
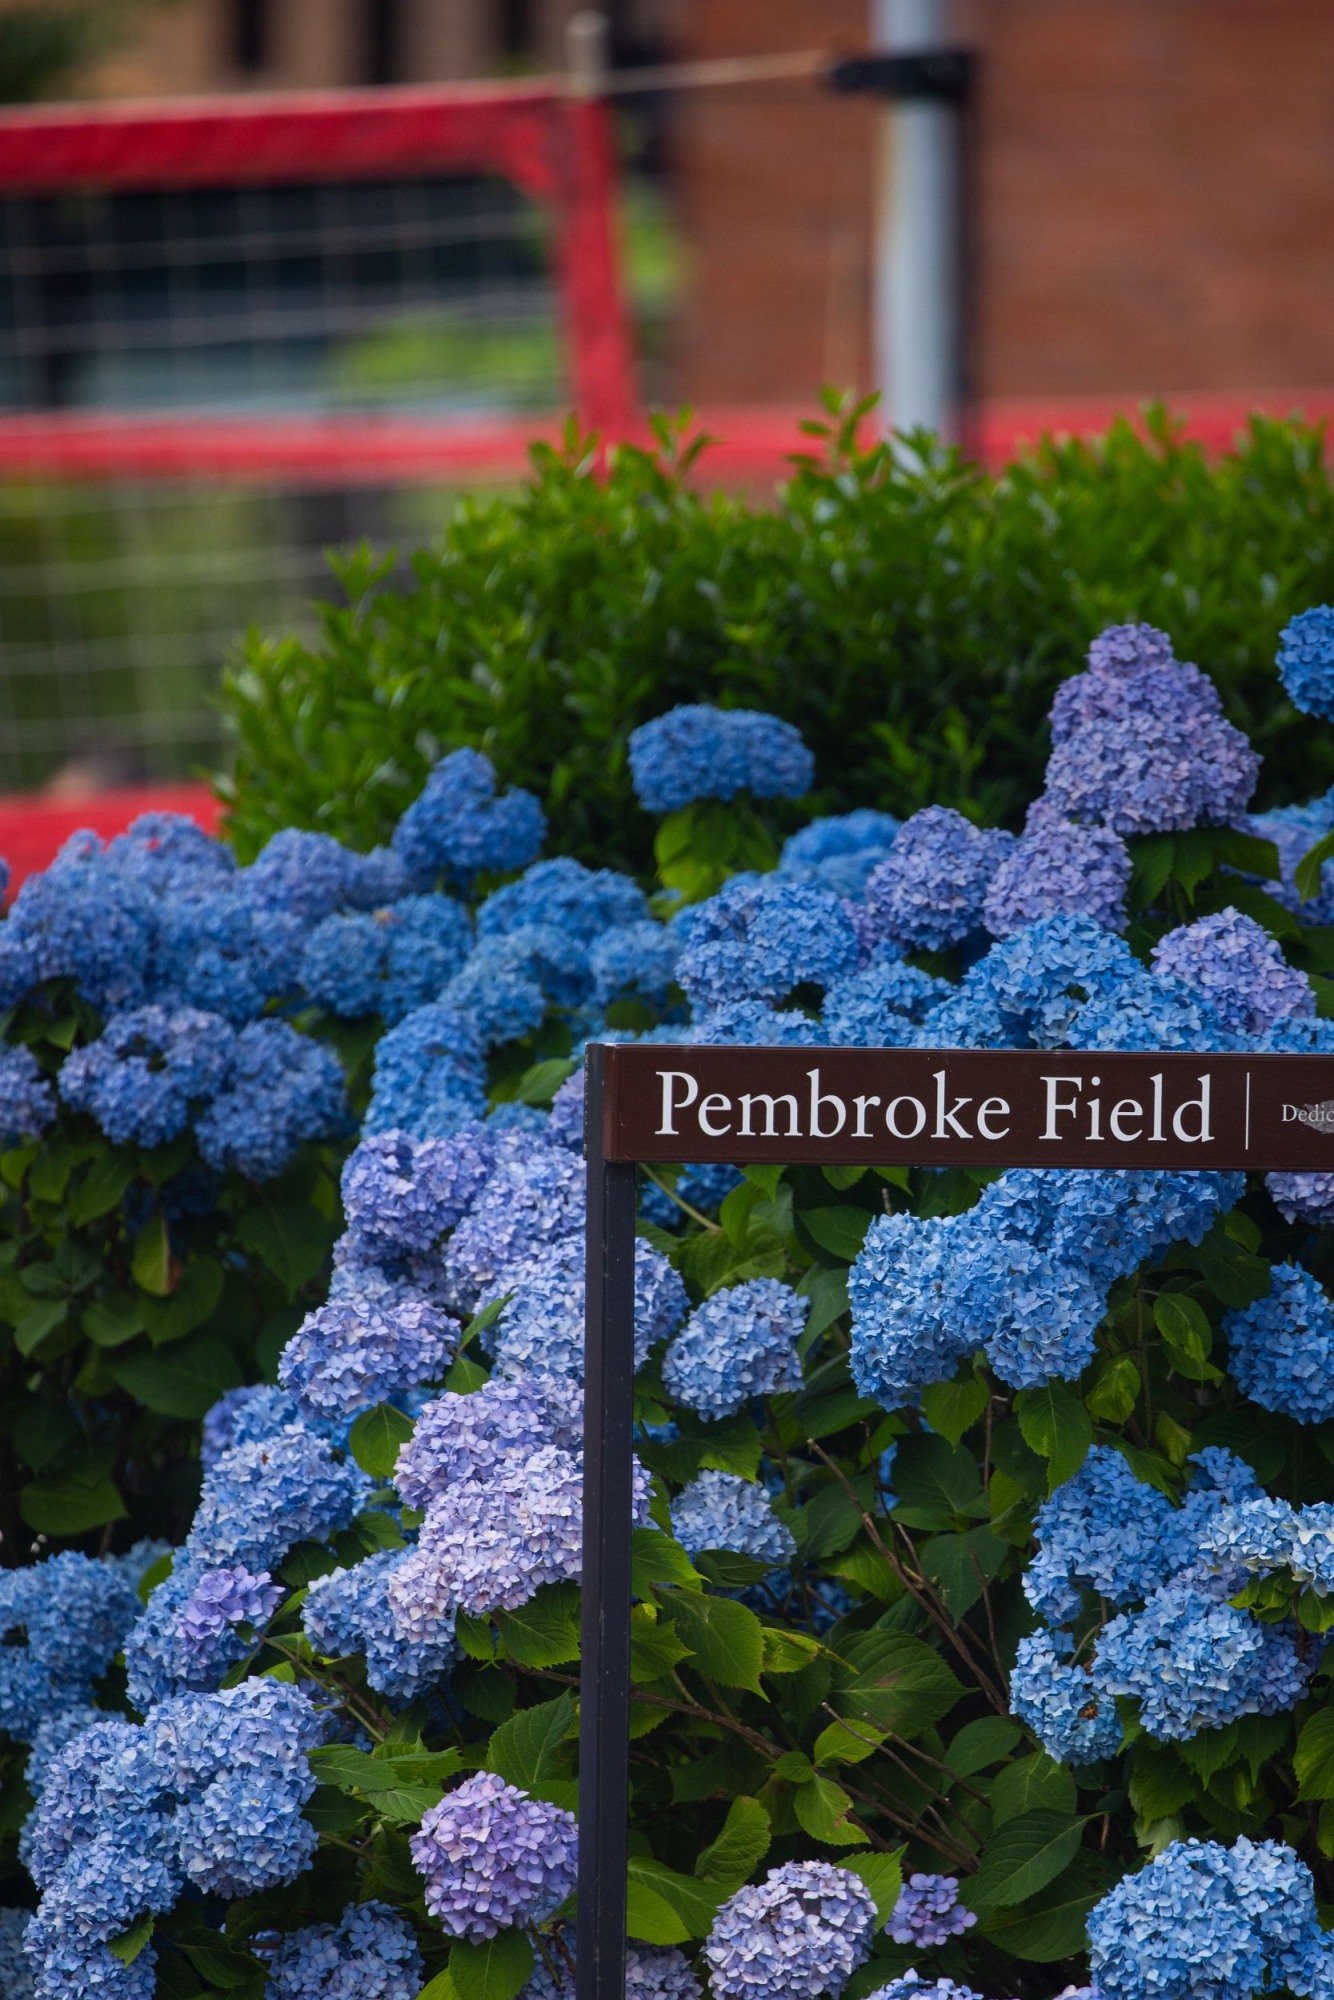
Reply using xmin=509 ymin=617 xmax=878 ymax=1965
xmin=651 ymin=1063 xmax=1223 ymax=1150
xmin=1040 ymin=1072 xmax=1212 ymax=1146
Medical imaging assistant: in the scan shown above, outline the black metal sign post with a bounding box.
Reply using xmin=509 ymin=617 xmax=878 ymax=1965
xmin=578 ymin=1042 xmax=1334 ymax=2000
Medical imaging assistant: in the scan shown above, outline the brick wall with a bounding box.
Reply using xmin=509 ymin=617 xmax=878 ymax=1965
xmin=674 ymin=0 xmax=1334 ymax=405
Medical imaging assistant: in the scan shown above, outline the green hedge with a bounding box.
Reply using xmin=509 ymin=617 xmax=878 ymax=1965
xmin=221 ymin=404 xmax=1334 ymax=869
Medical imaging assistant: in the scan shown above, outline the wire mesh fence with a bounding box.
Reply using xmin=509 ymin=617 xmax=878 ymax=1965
xmin=0 ymin=84 xmax=632 ymax=791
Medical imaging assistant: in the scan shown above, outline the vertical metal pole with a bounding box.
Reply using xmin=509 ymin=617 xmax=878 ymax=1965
xmin=872 ymin=0 xmax=963 ymax=439
xmin=579 ymin=1045 xmax=638 ymax=2000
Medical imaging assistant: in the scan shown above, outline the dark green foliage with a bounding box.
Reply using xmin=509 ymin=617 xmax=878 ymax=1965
xmin=0 ymin=987 xmax=345 ymax=1560
xmin=221 ymin=405 xmax=1334 ymax=868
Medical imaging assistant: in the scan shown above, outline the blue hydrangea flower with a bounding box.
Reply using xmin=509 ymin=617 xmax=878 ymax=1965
xmin=24 ymin=1680 xmax=325 ymax=1997
xmin=201 ymin=1384 xmax=305 ymax=1472
xmin=690 ymin=1000 xmax=824 ymax=1046
xmin=589 ymin=921 xmax=682 ymax=1007
xmin=1088 ymin=1837 xmax=1333 ymax=2000
xmin=1151 ymin=908 xmax=1313 ymax=1035
xmin=195 ymin=1020 xmax=345 ymax=1180
xmin=1049 ymin=624 xmax=1206 ymax=740
xmin=982 ymin=818 xmax=1131 ymax=936
xmin=861 ymin=807 xmax=1014 ymax=952
xmin=1022 ymin=1445 xmax=1184 ymax=1624
xmin=394 ymin=1375 xmax=582 ymax=1509
xmin=477 ymin=857 xmax=646 ymax=944
xmin=104 ymin=811 xmax=235 ymax=895
xmin=949 ymin=1234 xmax=1105 ymax=1390
xmin=304 ymin=1550 xmax=456 ymax=1703
xmin=279 ymin=1294 xmax=458 ymax=1421
xmin=1278 ymin=607 xmax=1334 ymax=720
xmin=955 ymin=913 xmax=1141 ymax=1047
xmin=302 ymin=894 xmax=475 ymax=1024
xmin=184 ymin=1422 xmax=369 ymax=1572
xmin=670 ymin=1471 xmax=796 ymax=1563
xmin=704 ymin=1861 xmax=877 ymax=2000
xmin=0 ymin=1044 xmax=56 ymax=1146
xmin=391 ymin=748 xmax=545 ymax=891
xmin=3 ymin=843 xmax=154 ymax=1012
xmin=364 ymin=1002 xmax=487 ymax=1138
xmin=0 ymin=1908 xmax=33 ymax=2000
xmin=628 ymin=705 xmax=814 ymax=812
xmin=1224 ymin=1263 xmax=1334 ymax=1423
xmin=442 ymin=1141 xmax=586 ymax=1311
xmin=151 ymin=886 xmax=296 ymax=1021
xmin=1249 ymin=793 xmax=1334 ymax=925
xmin=409 ymin=1772 xmax=578 ymax=1941
xmin=1094 ymin=1581 xmax=1313 ymax=1740
xmin=1009 ymin=1629 xmax=1122 ymax=1764
xmin=480 ymin=1233 xmax=687 ymax=1381
xmin=663 ymin=1279 xmax=807 ymax=1419
xmin=675 ymin=876 xmax=858 ymax=1011
xmin=779 ymin=810 xmax=901 ymax=900
xmin=244 ymin=828 xmax=371 ymax=923
xmin=886 ymin=1874 xmax=978 ymax=1947
xmin=59 ymin=1006 xmax=235 ymax=1147
xmin=25 ymin=1704 xmax=104 ymax=1797
xmin=264 ymin=1900 xmax=424 ymax=2000
xmin=821 ymin=949 xmax=951 ymax=1045
xmin=1198 ymin=1497 xmax=1334 ymax=1597
xmin=850 ymin=1213 xmax=972 ymax=1408
xmin=0 ymin=1553 xmax=140 ymax=1741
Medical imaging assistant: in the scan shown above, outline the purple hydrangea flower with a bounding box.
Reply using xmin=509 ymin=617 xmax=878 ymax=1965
xmin=442 ymin=1142 xmax=586 ymax=1311
xmin=394 ymin=1375 xmax=582 ymax=1509
xmin=390 ymin=1446 xmax=652 ymax=1622
xmin=409 ymin=1772 xmax=578 ymax=1941
xmin=982 ymin=819 xmax=1132 ymax=936
xmin=887 ymin=1873 xmax=978 ymax=1947
xmin=861 ymin=807 xmax=1014 ymax=953
xmin=177 ymin=1565 xmax=281 ymax=1656
xmin=480 ymin=1232 xmax=687 ymax=1381
xmin=704 ymin=1861 xmax=877 ymax=2000
xmin=1151 ymin=908 xmax=1313 ymax=1036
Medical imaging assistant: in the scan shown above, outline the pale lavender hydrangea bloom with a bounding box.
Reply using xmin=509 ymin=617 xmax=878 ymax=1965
xmin=409 ymin=1772 xmax=578 ymax=1941
xmin=278 ymin=1294 xmax=459 ymax=1421
xmin=177 ymin=1565 xmax=281 ymax=1656
xmin=394 ymin=1376 xmax=583 ymax=1510
xmin=982 ymin=819 xmax=1132 ymax=936
xmin=704 ymin=1862 xmax=877 ymax=2000
xmin=389 ymin=1447 xmax=652 ymax=1624
xmin=670 ymin=1471 xmax=795 ymax=1564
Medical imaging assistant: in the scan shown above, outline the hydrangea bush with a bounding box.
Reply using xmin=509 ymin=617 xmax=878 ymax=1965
xmin=11 ymin=620 xmax=1334 ymax=2000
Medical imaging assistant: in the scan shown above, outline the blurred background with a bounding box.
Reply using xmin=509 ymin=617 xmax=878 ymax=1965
xmin=0 ymin=0 xmax=1330 ymax=825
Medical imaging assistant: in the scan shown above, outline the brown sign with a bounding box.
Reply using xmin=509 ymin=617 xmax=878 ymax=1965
xmin=598 ymin=1044 xmax=1334 ymax=1169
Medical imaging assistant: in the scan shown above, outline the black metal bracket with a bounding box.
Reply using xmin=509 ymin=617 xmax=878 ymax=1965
xmin=828 ymin=47 xmax=975 ymax=103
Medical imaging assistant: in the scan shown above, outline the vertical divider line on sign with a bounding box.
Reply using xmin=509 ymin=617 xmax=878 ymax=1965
xmin=579 ymin=1042 xmax=637 ymax=2000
